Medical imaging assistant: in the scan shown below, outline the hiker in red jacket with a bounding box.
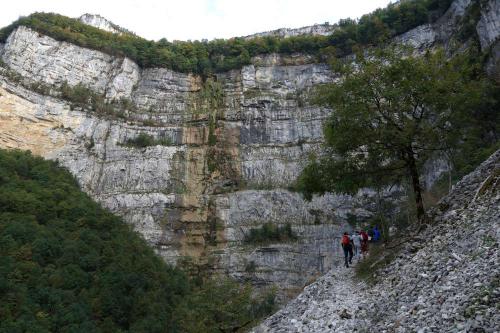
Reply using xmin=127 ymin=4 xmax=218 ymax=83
xmin=360 ymin=230 xmax=369 ymax=258
xmin=341 ymin=232 xmax=353 ymax=268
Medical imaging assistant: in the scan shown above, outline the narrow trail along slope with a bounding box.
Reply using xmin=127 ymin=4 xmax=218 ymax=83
xmin=255 ymin=150 xmax=500 ymax=333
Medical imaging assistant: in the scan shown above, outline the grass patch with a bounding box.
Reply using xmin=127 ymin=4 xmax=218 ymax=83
xmin=244 ymin=223 xmax=298 ymax=244
xmin=355 ymin=242 xmax=398 ymax=285
xmin=121 ymin=132 xmax=173 ymax=148
xmin=0 ymin=66 xmax=136 ymax=120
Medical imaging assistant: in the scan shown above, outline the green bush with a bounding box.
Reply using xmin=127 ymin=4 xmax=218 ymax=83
xmin=244 ymin=223 xmax=298 ymax=244
xmin=172 ymin=278 xmax=276 ymax=332
xmin=354 ymin=243 xmax=397 ymax=284
xmin=60 ymin=82 xmax=128 ymax=117
xmin=0 ymin=0 xmax=455 ymax=74
xmin=0 ymin=149 xmax=275 ymax=332
xmin=121 ymin=133 xmax=173 ymax=148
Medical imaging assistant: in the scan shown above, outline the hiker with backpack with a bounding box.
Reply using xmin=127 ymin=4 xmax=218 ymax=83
xmin=341 ymin=232 xmax=353 ymax=268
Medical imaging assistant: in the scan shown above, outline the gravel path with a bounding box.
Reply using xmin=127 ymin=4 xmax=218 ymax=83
xmin=253 ymin=265 xmax=372 ymax=333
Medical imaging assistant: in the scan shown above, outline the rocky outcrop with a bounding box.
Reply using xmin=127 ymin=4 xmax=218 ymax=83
xmin=486 ymin=40 xmax=500 ymax=81
xmin=0 ymin=80 xmax=84 ymax=157
xmin=78 ymin=14 xmax=124 ymax=34
xmin=478 ymin=0 xmax=500 ymax=81
xmin=254 ymin=150 xmax=500 ymax=332
xmin=394 ymin=24 xmax=437 ymax=49
xmin=477 ymin=0 xmax=500 ymax=50
xmin=394 ymin=0 xmax=472 ymax=50
xmin=244 ymin=24 xmax=336 ymax=39
xmin=1 ymin=26 xmax=140 ymax=100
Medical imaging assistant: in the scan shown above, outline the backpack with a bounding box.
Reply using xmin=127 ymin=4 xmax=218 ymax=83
xmin=341 ymin=235 xmax=350 ymax=245
xmin=361 ymin=231 xmax=368 ymax=242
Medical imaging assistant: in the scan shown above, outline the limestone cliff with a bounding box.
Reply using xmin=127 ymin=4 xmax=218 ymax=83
xmin=0 ymin=28 xmax=352 ymax=298
xmin=78 ymin=14 xmax=125 ymax=34
xmin=0 ymin=0 xmax=498 ymax=300
xmin=243 ymin=23 xmax=336 ymax=39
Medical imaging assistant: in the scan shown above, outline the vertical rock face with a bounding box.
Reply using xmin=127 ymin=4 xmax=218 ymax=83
xmin=394 ymin=24 xmax=437 ymax=49
xmin=1 ymin=26 xmax=140 ymax=100
xmin=477 ymin=0 xmax=500 ymax=50
xmin=243 ymin=23 xmax=336 ymax=39
xmin=78 ymin=14 xmax=124 ymax=34
xmin=131 ymin=68 xmax=201 ymax=123
xmin=0 ymin=28 xmax=355 ymax=297
xmin=0 ymin=82 xmax=83 ymax=157
xmin=394 ymin=0 xmax=473 ymax=50
xmin=477 ymin=0 xmax=500 ymax=81
xmin=0 ymin=0 xmax=498 ymax=299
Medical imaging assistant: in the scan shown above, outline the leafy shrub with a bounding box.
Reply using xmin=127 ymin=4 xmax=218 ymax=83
xmin=173 ymin=278 xmax=276 ymax=332
xmin=354 ymin=243 xmax=397 ymax=284
xmin=121 ymin=133 xmax=173 ymax=148
xmin=244 ymin=223 xmax=298 ymax=244
xmin=60 ymin=82 xmax=93 ymax=106
xmin=60 ymin=82 xmax=126 ymax=118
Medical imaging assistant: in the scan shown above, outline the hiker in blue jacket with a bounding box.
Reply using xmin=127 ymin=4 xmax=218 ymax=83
xmin=373 ymin=226 xmax=381 ymax=242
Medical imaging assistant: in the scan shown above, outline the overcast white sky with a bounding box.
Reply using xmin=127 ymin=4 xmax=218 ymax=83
xmin=2 ymin=0 xmax=394 ymax=41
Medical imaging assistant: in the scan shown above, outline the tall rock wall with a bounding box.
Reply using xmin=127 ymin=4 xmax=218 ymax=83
xmin=243 ymin=23 xmax=336 ymax=39
xmin=0 ymin=0 xmax=498 ymax=299
xmin=0 ymin=31 xmax=357 ymax=298
xmin=477 ymin=0 xmax=500 ymax=49
xmin=1 ymin=26 xmax=140 ymax=100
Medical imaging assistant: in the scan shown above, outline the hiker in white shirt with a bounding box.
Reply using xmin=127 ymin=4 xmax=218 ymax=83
xmin=351 ymin=231 xmax=362 ymax=259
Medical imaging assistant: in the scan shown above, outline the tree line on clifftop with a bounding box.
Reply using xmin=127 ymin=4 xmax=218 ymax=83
xmin=0 ymin=0 xmax=454 ymax=75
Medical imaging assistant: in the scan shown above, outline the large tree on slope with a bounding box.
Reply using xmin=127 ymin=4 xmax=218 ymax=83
xmin=297 ymin=47 xmax=496 ymax=224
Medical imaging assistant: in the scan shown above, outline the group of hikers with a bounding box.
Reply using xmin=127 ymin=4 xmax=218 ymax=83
xmin=341 ymin=226 xmax=382 ymax=268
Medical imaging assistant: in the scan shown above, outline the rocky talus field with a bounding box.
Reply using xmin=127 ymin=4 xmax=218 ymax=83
xmin=255 ymin=150 xmax=500 ymax=332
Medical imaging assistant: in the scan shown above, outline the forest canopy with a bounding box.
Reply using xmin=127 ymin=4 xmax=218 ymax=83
xmin=0 ymin=149 xmax=274 ymax=332
xmin=0 ymin=0 xmax=455 ymax=75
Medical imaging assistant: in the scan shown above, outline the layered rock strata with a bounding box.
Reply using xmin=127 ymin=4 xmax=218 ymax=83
xmin=243 ymin=23 xmax=336 ymax=39
xmin=0 ymin=31 xmax=355 ymax=297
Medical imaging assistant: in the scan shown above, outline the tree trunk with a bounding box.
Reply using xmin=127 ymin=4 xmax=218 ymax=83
xmin=407 ymin=149 xmax=427 ymax=224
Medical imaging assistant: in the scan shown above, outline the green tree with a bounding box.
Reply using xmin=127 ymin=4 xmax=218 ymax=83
xmin=297 ymin=47 xmax=495 ymax=224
